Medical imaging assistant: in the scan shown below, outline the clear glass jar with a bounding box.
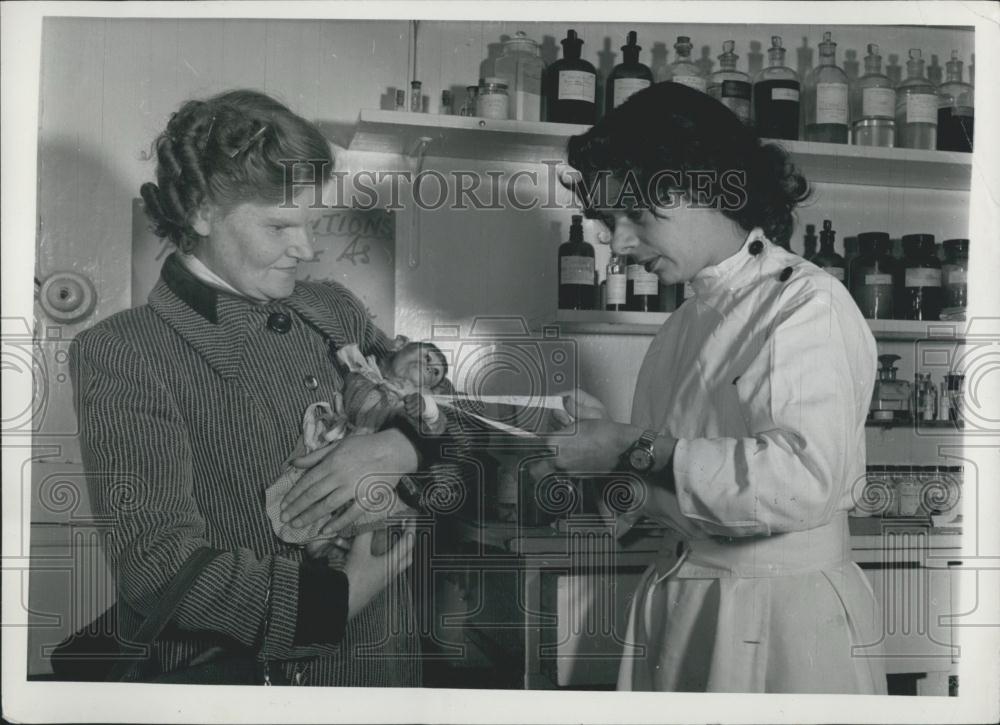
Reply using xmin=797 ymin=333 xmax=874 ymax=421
xmin=709 ymin=40 xmax=752 ymax=124
xmin=852 ymin=44 xmax=895 ymax=147
xmin=494 ymin=31 xmax=545 ymax=121
xmin=850 ymin=231 xmax=897 ymax=319
xmin=803 ymin=32 xmax=849 ymax=144
xmin=895 ymin=49 xmax=938 ymax=150
xmin=476 ymin=78 xmax=509 ymax=119
xmin=667 ymin=36 xmax=706 ymax=92
xmin=459 ymin=85 xmax=479 ymax=117
xmin=941 ymin=238 xmax=969 ymax=310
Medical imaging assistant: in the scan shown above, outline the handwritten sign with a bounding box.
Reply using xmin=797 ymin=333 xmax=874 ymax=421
xmin=131 ymin=201 xmax=396 ymax=335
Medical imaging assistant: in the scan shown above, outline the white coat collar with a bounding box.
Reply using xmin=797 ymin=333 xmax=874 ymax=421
xmin=688 ymin=227 xmax=773 ymax=298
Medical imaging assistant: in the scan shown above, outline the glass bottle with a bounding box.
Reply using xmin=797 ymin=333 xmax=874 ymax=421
xmin=439 ymin=90 xmax=453 ymax=115
xmin=851 ymin=43 xmax=895 ymax=147
xmin=605 ymin=254 xmax=627 ymax=311
xmin=558 ymin=215 xmax=596 ymax=310
xmin=850 ymin=231 xmax=897 ymax=319
xmin=804 ymin=32 xmax=849 ymax=144
xmin=802 ymin=223 xmax=818 ymax=260
xmin=901 ymin=233 xmax=943 ymax=320
xmin=545 ymin=30 xmax=597 ymax=125
xmin=410 ymin=80 xmax=423 ymax=113
xmin=843 ymin=236 xmax=859 ymax=289
xmin=870 ymin=354 xmax=912 ymax=424
xmin=897 ymin=466 xmax=922 ymax=517
xmin=753 ymin=36 xmax=800 ymax=140
xmin=495 ymin=31 xmax=545 ymax=121
xmin=895 ymin=49 xmax=938 ymax=150
xmin=709 ymin=40 xmax=752 ymax=125
xmin=941 ymin=238 xmax=969 ymax=311
xmin=395 ymin=89 xmax=406 ymax=111
xmin=811 ymin=220 xmax=846 ymax=283
xmin=459 ymin=85 xmax=479 ymax=117
xmin=607 ymin=31 xmax=653 ymax=113
xmin=476 ymin=77 xmax=510 ymax=119
xmin=666 ymin=36 xmax=707 ymax=93
xmin=626 ymin=255 xmax=659 ymax=311
xmin=936 ymin=50 xmax=974 ymax=152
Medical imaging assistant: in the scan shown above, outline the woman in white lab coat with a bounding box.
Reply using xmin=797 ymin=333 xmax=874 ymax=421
xmin=545 ymin=82 xmax=886 ymax=694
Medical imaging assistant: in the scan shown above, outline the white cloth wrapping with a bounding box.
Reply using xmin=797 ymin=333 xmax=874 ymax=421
xmin=617 ymin=229 xmax=886 ymax=693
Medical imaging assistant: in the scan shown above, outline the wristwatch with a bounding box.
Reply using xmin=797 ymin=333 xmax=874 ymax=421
xmin=623 ymin=429 xmax=658 ymax=473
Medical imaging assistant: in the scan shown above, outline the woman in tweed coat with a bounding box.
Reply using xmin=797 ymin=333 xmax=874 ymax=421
xmin=72 ymin=90 xmax=432 ymax=685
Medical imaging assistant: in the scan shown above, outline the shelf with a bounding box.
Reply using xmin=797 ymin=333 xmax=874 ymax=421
xmin=866 ymin=420 xmax=965 ymax=430
xmin=552 ymin=309 xmax=968 ymax=341
xmin=349 ymin=110 xmax=972 ymax=190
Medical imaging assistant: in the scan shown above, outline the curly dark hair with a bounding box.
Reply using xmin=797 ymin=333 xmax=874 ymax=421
xmin=140 ymin=89 xmax=333 ymax=253
xmin=566 ymin=82 xmax=810 ymax=245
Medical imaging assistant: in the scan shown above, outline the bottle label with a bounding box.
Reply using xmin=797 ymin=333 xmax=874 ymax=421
xmin=946 ymin=270 xmax=968 ymax=284
xmin=822 ymin=265 xmax=845 ymax=281
xmin=865 ymin=273 xmax=893 ymax=285
xmin=558 ymin=70 xmax=596 ymax=102
xmin=613 ymin=77 xmax=651 ymax=108
xmin=720 ymin=80 xmax=752 ymax=123
xmin=476 ymin=93 xmax=509 ymax=120
xmin=561 ymin=255 xmax=595 ymax=285
xmin=905 ymin=268 xmax=942 ymax=288
xmin=607 ymin=274 xmax=627 ymax=304
xmin=862 ymin=87 xmax=895 ymax=118
xmin=815 ymin=82 xmax=849 ymax=125
xmin=771 ymin=87 xmax=800 ymax=102
xmin=906 ymin=93 xmax=938 ymax=124
xmin=671 ymin=74 xmax=707 ymax=92
xmin=627 ymin=264 xmax=659 ymax=295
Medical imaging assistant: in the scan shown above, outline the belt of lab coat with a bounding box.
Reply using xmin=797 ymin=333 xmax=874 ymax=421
xmin=652 ymin=512 xmax=851 ymax=583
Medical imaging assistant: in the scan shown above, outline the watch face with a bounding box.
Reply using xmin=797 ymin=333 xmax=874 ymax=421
xmin=629 ymin=447 xmax=653 ymax=472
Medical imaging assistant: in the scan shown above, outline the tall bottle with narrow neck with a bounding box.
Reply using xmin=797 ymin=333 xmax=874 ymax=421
xmin=545 ymin=30 xmax=597 ymax=125
xmin=667 ymin=36 xmax=706 ymax=93
xmin=753 ymin=36 xmax=800 ymax=140
xmin=936 ymin=50 xmax=974 ymax=152
xmin=851 ymin=44 xmax=895 ymax=147
xmin=895 ymin=49 xmax=938 ymax=150
xmin=804 ymin=32 xmax=849 ymax=143
xmin=607 ymin=31 xmax=653 ymax=112
xmin=709 ymin=40 xmax=751 ymax=125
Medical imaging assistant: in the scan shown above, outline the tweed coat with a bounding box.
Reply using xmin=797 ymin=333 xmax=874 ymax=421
xmin=72 ymin=254 xmax=424 ymax=686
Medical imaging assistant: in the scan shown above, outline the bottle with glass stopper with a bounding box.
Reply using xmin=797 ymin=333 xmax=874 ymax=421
xmin=895 ymin=49 xmax=938 ymax=150
xmin=558 ymin=215 xmax=596 ymax=310
xmin=605 ymin=254 xmax=628 ymax=311
xmin=753 ymin=36 xmax=800 ymax=140
xmin=851 ymin=44 xmax=895 ymax=147
xmin=666 ymin=36 xmax=706 ymax=93
xmin=936 ymin=50 xmax=974 ymax=152
xmin=811 ymin=220 xmax=846 ymax=283
xmin=802 ymin=223 xmax=818 ymax=260
xmin=607 ymin=31 xmax=653 ymax=112
xmin=545 ymin=30 xmax=597 ymax=124
xmin=804 ymin=32 xmax=849 ymax=144
xmin=709 ymin=40 xmax=752 ymax=125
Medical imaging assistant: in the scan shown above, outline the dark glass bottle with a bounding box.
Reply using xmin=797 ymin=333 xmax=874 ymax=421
xmin=941 ymin=238 xmax=969 ymax=310
xmin=558 ymin=215 xmax=596 ymax=310
xmin=753 ymin=36 xmax=800 ymax=140
xmin=850 ymin=231 xmax=897 ymax=319
xmin=811 ymin=220 xmax=846 ymax=283
xmin=605 ymin=254 xmax=627 ymax=311
xmin=900 ymin=234 xmax=943 ymax=320
xmin=843 ymin=235 xmax=859 ymax=289
xmin=626 ymin=256 xmax=659 ymax=311
xmin=802 ymin=223 xmax=818 ymax=260
xmin=607 ymin=31 xmax=653 ymax=113
xmin=937 ymin=50 xmax=974 ymax=152
xmin=545 ymin=30 xmax=597 ymax=125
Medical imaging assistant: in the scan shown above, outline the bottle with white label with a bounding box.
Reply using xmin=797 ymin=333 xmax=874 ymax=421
xmin=803 ymin=32 xmax=849 ymax=144
xmin=666 ymin=36 xmax=707 ymax=93
xmin=941 ymin=238 xmax=968 ymax=311
xmin=626 ymin=256 xmax=660 ymax=311
xmin=850 ymin=231 xmax=898 ymax=319
xmin=851 ymin=44 xmax=895 ymax=147
xmin=605 ymin=254 xmax=628 ymax=311
xmin=811 ymin=220 xmax=846 ymax=282
xmin=900 ymin=234 xmax=942 ymax=320
xmin=494 ymin=31 xmax=545 ymax=121
xmin=895 ymin=49 xmax=938 ymax=150
xmin=606 ymin=31 xmax=653 ymax=113
xmin=709 ymin=40 xmax=752 ymax=125
xmin=753 ymin=36 xmax=800 ymax=140
xmin=545 ymin=30 xmax=597 ymax=125
xmin=936 ymin=50 xmax=974 ymax=152
xmin=558 ymin=215 xmax=596 ymax=310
